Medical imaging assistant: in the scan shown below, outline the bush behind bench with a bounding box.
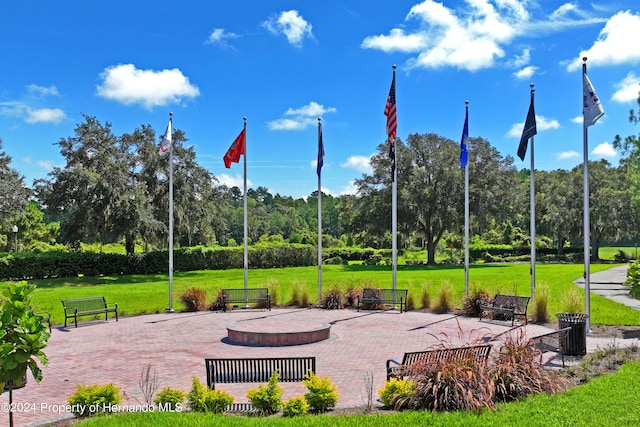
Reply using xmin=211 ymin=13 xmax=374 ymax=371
xmin=0 ymin=244 xmax=316 ymax=280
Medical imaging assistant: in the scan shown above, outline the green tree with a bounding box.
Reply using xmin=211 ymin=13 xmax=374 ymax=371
xmin=613 ymin=91 xmax=640 ymax=207
xmin=0 ymin=138 xmax=31 ymax=249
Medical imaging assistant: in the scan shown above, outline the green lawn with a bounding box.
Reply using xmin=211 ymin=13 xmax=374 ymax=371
xmin=73 ymin=360 xmax=640 ymax=426
xmin=3 ymin=262 xmax=639 ymax=327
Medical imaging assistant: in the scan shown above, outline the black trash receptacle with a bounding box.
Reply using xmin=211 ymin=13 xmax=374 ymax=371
xmin=555 ymin=313 xmax=588 ymax=356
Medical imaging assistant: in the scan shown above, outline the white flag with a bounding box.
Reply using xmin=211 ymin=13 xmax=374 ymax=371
xmin=159 ymin=119 xmax=172 ymax=155
xmin=583 ymin=73 xmax=604 ymax=127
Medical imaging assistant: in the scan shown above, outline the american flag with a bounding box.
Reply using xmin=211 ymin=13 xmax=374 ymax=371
xmin=384 ymin=70 xmax=397 ymax=146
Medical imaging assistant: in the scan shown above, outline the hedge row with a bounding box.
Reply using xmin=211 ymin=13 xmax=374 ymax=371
xmin=0 ymin=244 xmax=316 ymax=280
xmin=468 ymin=245 xmax=584 ymax=260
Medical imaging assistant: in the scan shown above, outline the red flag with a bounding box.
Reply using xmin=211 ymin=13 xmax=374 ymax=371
xmin=223 ymin=128 xmax=246 ymax=168
xmin=384 ymin=70 xmax=397 ymax=146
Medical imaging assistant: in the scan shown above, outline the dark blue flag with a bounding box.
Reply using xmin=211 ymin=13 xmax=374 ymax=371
xmin=460 ymin=108 xmax=468 ymax=168
xmin=517 ymin=95 xmax=537 ymax=161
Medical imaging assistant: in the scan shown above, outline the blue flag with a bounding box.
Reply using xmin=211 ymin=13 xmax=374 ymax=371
xmin=517 ymin=94 xmax=537 ymax=161
xmin=317 ymin=122 xmax=324 ymax=177
xmin=460 ymin=108 xmax=468 ymax=168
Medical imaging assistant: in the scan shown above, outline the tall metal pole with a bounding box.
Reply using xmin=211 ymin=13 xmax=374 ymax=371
xmin=391 ymin=65 xmax=398 ymax=304
xmin=463 ymin=101 xmax=469 ymax=297
xmin=168 ymin=112 xmax=174 ymax=312
xmin=529 ymin=84 xmax=536 ymax=302
xmin=317 ymin=118 xmax=323 ymax=305
xmin=582 ymin=59 xmax=591 ymax=332
xmin=243 ymin=118 xmax=249 ymax=301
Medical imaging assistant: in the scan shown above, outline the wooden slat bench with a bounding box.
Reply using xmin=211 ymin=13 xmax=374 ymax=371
xmin=221 ymin=288 xmax=270 ymax=312
xmin=357 ymin=288 xmax=408 ymax=313
xmin=204 ymin=357 xmax=316 ymax=390
xmin=386 ymin=344 xmax=492 ymax=380
xmin=479 ymin=294 xmax=530 ymax=325
xmin=61 ymin=296 xmax=118 ymax=328
xmin=528 ymin=326 xmax=572 ymax=367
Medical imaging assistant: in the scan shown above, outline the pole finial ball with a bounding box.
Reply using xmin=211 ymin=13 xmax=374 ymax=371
xmin=392 ymin=64 xmax=397 ymax=70
xmin=530 ymin=82 xmax=534 ymax=89
xmin=583 ymin=56 xmax=588 ymax=62
xmin=465 ymin=99 xmax=469 ymax=105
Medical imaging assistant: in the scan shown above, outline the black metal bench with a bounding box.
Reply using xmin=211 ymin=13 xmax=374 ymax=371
xmin=61 ymin=296 xmax=118 ymax=328
xmin=479 ymin=294 xmax=530 ymax=325
xmin=221 ymin=288 xmax=270 ymax=312
xmin=204 ymin=357 xmax=316 ymax=390
xmin=386 ymin=344 xmax=492 ymax=380
xmin=357 ymin=288 xmax=408 ymax=313
xmin=528 ymin=326 xmax=572 ymax=367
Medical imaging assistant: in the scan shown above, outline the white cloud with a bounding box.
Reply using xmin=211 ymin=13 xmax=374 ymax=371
xmin=362 ymin=0 xmax=528 ymax=71
xmin=37 ymin=159 xmax=58 ymax=171
xmin=513 ymin=65 xmax=538 ymax=80
xmin=557 ymin=151 xmax=579 ymax=160
xmin=512 ymin=48 xmax=531 ymax=68
xmin=25 ymin=108 xmax=66 ymax=124
xmin=206 ymin=28 xmax=240 ymax=48
xmin=97 ymin=64 xmax=200 ymax=110
xmin=570 ymin=115 xmax=583 ymax=124
xmin=26 ymin=84 xmax=59 ymax=97
xmin=361 ymin=1 xmax=610 ymax=72
xmin=216 ymin=173 xmax=252 ymax=189
xmin=566 ymin=11 xmax=640 ymax=71
xmin=339 ymin=181 xmax=358 ymax=196
xmin=611 ymin=72 xmax=640 ymax=103
xmin=341 ymin=155 xmax=372 ymax=173
xmin=263 ymin=10 xmax=313 ymax=47
xmin=268 ymin=101 xmax=336 ymax=131
xmin=361 ymin=28 xmax=428 ymax=53
xmin=591 ymin=142 xmax=617 ymax=158
xmin=507 ymin=114 xmax=560 ymax=137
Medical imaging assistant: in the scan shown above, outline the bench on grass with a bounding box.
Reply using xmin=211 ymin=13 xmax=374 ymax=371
xmin=528 ymin=326 xmax=572 ymax=367
xmin=386 ymin=344 xmax=492 ymax=380
xmin=479 ymin=294 xmax=530 ymax=325
xmin=204 ymin=357 xmax=316 ymax=390
xmin=61 ymin=296 xmax=118 ymax=328
xmin=221 ymin=288 xmax=270 ymax=312
xmin=357 ymin=288 xmax=408 ymax=313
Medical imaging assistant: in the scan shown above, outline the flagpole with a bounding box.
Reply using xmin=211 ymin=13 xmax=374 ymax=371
xmin=582 ymin=58 xmax=591 ymax=332
xmin=167 ymin=112 xmax=174 ymax=312
xmin=464 ymin=101 xmax=469 ymax=297
xmin=529 ymin=84 xmax=536 ymax=302
xmin=317 ymin=117 xmax=323 ymax=306
xmin=242 ymin=117 xmax=249 ymax=304
xmin=391 ymin=65 xmax=398 ymax=306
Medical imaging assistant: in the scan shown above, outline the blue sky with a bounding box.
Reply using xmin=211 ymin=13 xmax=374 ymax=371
xmin=1 ymin=1 xmax=639 ymax=199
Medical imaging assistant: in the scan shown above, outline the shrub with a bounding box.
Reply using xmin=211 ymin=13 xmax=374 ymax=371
xmin=378 ymin=378 xmax=415 ymax=410
xmin=324 ymin=256 xmax=346 ymax=265
xmin=432 ymin=281 xmax=454 ymax=314
xmin=420 ymin=283 xmax=431 ymax=310
xmin=560 ymin=287 xmax=584 ymax=313
xmin=463 ymin=286 xmax=490 ymax=317
xmin=154 ymin=387 xmax=185 ymax=411
xmin=302 ymin=371 xmax=339 ymax=413
xmin=282 ymin=396 xmax=309 ymax=417
xmin=67 ymin=383 xmax=122 ymax=418
xmin=179 ymin=287 xmax=207 ymax=312
xmin=288 ymin=279 xmax=309 ymax=307
xmin=532 ymin=283 xmax=550 ymax=323
xmin=405 ymin=293 xmax=415 ymax=311
xmin=208 ymin=290 xmax=227 ymax=311
xmin=246 ymin=371 xmax=284 ymax=415
xmin=490 ymin=329 xmax=570 ymax=402
xmin=406 ymin=353 xmax=493 ymax=411
xmin=343 ymin=287 xmax=362 ymax=307
xmin=321 ymin=287 xmax=344 ymax=310
xmin=187 ymin=377 xmax=233 ymax=413
xmin=624 ymin=260 xmax=640 ymax=299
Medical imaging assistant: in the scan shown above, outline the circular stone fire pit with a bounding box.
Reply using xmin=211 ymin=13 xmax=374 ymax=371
xmin=226 ymin=319 xmax=331 ymax=346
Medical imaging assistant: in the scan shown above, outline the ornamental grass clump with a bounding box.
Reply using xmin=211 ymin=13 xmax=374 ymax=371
xmin=179 ymin=287 xmax=207 ymax=312
xmin=463 ymin=286 xmax=491 ymax=317
xmin=321 ymin=288 xmax=344 ymax=310
xmin=489 ymin=329 xmax=570 ymax=402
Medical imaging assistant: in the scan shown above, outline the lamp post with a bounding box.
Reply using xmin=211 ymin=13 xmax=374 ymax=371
xmin=12 ymin=225 xmax=18 ymax=252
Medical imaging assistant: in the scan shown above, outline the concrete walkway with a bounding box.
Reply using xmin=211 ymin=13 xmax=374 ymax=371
xmin=573 ymin=265 xmax=640 ymax=310
xmin=2 ymin=265 xmax=639 ymax=427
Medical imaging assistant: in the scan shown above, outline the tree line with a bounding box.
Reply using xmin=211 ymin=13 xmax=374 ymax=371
xmin=1 ymin=94 xmax=639 ymax=263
